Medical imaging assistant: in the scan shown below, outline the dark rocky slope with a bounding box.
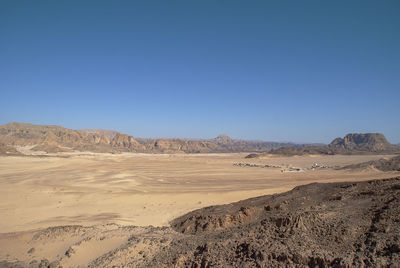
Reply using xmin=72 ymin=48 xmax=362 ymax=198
xmin=1 ymin=178 xmax=400 ymax=267
xmin=163 ymin=177 xmax=400 ymax=267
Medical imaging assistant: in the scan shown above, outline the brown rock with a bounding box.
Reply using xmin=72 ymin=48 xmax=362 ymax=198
xmin=110 ymin=133 xmax=144 ymax=151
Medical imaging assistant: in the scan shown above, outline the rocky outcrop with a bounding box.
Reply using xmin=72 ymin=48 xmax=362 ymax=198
xmin=0 ymin=122 xmax=58 ymax=146
xmin=84 ymin=134 xmax=110 ymax=145
xmin=329 ymin=133 xmax=398 ymax=153
xmin=110 ymin=133 xmax=144 ymax=151
xmin=2 ymin=178 xmax=400 ymax=267
xmin=0 ymin=142 xmax=22 ymax=155
xmin=164 ymin=178 xmax=400 ymax=267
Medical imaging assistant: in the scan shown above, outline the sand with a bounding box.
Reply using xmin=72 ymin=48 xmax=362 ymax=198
xmin=0 ymin=152 xmax=399 ymax=267
xmin=0 ymin=152 xmax=397 ymax=234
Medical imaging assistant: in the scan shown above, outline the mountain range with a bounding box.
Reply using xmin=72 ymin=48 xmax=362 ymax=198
xmin=0 ymin=122 xmax=295 ymax=154
xmin=1 ymin=122 xmax=399 ymax=156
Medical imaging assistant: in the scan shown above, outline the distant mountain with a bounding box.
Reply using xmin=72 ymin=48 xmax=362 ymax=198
xmin=214 ymin=134 xmax=234 ymax=144
xmin=0 ymin=122 xmax=296 ymax=154
xmin=0 ymin=122 xmax=144 ymax=153
xmin=252 ymin=145 xmax=333 ymax=157
xmin=247 ymin=133 xmax=400 ymax=157
xmin=329 ymin=133 xmax=397 ymax=153
xmin=9 ymin=123 xmax=396 ymax=156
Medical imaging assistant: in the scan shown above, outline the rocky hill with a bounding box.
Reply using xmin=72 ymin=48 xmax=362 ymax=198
xmin=214 ymin=134 xmax=234 ymax=144
xmin=248 ymin=133 xmax=400 ymax=157
xmin=0 ymin=122 xmax=294 ymax=154
xmin=0 ymin=122 xmax=144 ymax=153
xmin=2 ymin=178 xmax=399 ymax=267
xmin=164 ymin=177 xmax=400 ymax=267
xmin=329 ymin=133 xmax=398 ymax=153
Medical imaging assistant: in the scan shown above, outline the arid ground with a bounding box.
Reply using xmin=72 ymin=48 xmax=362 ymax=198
xmin=1 ymin=153 xmax=399 ymax=267
xmin=1 ymin=152 xmax=397 ymax=233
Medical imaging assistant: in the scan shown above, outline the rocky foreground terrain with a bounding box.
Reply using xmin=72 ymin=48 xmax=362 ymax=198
xmin=1 ymin=177 xmax=400 ymax=267
xmin=248 ymin=133 xmax=400 ymax=157
xmin=0 ymin=122 xmax=294 ymax=154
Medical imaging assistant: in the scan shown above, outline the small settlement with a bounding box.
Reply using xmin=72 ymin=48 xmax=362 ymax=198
xmin=233 ymin=162 xmax=335 ymax=173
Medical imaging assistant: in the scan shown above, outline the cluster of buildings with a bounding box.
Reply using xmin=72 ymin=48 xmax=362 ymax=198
xmin=233 ymin=162 xmax=335 ymax=173
xmin=233 ymin=163 xmax=281 ymax=168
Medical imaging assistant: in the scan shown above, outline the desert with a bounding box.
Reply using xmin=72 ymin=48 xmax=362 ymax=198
xmin=1 ymin=123 xmax=400 ymax=267
xmin=2 ymin=1 xmax=400 ymax=267
xmin=1 ymin=151 xmax=398 ymax=234
xmin=1 ymin=141 xmax=400 ymax=267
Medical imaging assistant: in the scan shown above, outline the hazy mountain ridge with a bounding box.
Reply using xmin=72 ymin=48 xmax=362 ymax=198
xmin=0 ymin=122 xmax=295 ymax=154
xmin=248 ymin=133 xmax=400 ymax=157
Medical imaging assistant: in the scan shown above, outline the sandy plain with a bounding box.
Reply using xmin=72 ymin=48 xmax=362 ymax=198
xmin=0 ymin=152 xmax=397 ymax=234
xmin=1 ymin=152 xmax=400 ymax=267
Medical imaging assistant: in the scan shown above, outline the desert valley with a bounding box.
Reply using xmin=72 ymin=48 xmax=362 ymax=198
xmin=0 ymin=123 xmax=399 ymax=267
xmin=3 ymin=0 xmax=400 ymax=266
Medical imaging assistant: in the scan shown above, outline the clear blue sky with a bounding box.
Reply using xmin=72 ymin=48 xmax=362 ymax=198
xmin=1 ymin=1 xmax=399 ymax=143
